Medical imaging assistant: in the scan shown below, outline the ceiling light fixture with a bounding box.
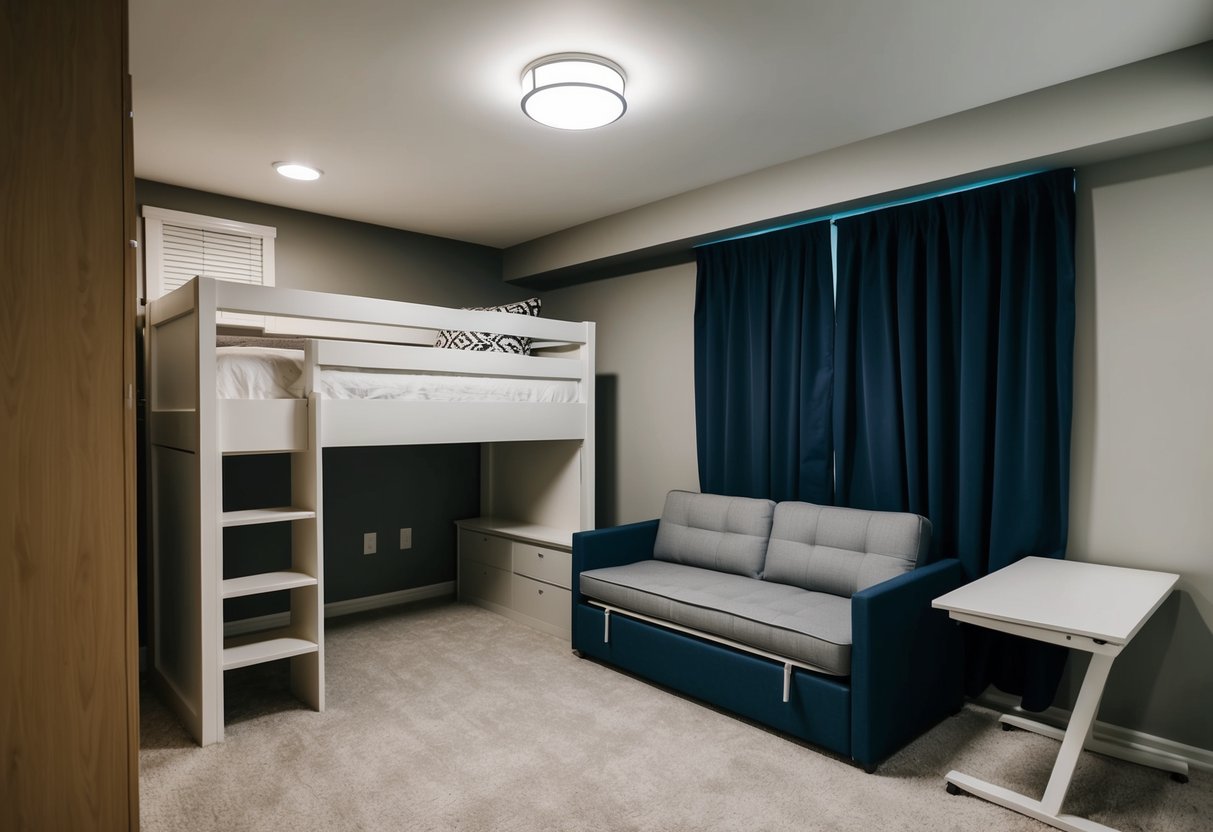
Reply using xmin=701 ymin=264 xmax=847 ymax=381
xmin=521 ymin=53 xmax=626 ymax=130
xmin=273 ymin=162 xmax=322 ymax=181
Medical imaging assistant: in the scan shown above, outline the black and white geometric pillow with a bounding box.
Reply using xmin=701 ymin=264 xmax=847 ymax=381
xmin=434 ymin=297 xmax=542 ymax=355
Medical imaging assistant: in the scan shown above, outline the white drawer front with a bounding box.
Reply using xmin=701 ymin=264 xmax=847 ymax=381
xmin=461 ymin=561 xmax=511 ymax=608
xmin=511 ymin=541 xmax=571 ymax=589
xmin=511 ymin=574 xmax=571 ymax=632
xmin=459 ymin=529 xmax=511 ymax=570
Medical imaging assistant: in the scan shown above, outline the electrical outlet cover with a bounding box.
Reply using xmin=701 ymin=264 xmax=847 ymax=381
xmin=363 ymin=532 xmax=377 ymax=554
xmin=400 ymin=528 xmax=412 ymax=550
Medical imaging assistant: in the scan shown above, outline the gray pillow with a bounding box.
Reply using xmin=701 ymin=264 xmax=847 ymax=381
xmin=653 ymin=490 xmax=776 ymax=579
xmin=762 ymin=502 xmax=931 ymax=597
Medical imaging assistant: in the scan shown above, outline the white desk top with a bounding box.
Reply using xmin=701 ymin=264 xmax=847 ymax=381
xmin=932 ymin=556 xmax=1178 ymax=645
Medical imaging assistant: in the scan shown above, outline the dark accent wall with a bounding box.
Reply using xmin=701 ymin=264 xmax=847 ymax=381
xmin=322 ymin=445 xmax=480 ymax=601
xmin=220 ymin=447 xmax=480 ymax=622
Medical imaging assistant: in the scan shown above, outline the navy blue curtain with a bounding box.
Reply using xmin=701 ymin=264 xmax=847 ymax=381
xmin=694 ymin=221 xmax=834 ymax=503
xmin=833 ymin=169 xmax=1076 ymax=709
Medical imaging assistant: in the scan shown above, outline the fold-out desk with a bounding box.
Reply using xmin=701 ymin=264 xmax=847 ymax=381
xmin=932 ymin=556 xmax=1181 ymax=832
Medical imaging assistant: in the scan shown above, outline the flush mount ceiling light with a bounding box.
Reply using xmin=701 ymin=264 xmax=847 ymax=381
xmin=273 ymin=161 xmax=322 ymax=181
xmin=521 ymin=53 xmax=626 ymax=130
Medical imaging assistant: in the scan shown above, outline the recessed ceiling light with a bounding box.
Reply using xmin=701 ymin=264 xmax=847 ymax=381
xmin=273 ymin=162 xmax=322 ymax=181
xmin=521 ymin=53 xmax=626 ymax=130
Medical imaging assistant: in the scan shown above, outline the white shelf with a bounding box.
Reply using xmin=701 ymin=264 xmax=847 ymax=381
xmin=222 ymin=636 xmax=318 ymax=671
xmin=221 ymin=571 xmax=317 ymax=599
xmin=220 ymin=507 xmax=316 ymax=527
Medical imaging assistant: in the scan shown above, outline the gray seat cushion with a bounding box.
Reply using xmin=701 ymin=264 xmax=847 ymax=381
xmin=763 ymin=502 xmax=931 ymax=598
xmin=653 ymin=490 xmax=776 ymax=579
xmin=581 ymin=560 xmax=852 ymax=675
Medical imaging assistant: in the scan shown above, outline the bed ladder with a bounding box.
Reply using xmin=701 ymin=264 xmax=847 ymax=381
xmin=209 ymin=392 xmax=325 ymax=743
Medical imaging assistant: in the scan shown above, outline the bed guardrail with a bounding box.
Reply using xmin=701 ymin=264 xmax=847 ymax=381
xmin=148 ymin=277 xmax=595 ymax=453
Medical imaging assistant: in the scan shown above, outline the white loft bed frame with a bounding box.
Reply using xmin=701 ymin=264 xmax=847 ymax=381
xmin=148 ymin=276 xmax=595 ymax=745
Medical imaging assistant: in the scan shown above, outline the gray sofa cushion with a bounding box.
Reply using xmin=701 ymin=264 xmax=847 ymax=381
xmin=763 ymin=502 xmax=931 ymax=598
xmin=653 ymin=490 xmax=776 ymax=579
xmin=581 ymin=560 xmax=852 ymax=675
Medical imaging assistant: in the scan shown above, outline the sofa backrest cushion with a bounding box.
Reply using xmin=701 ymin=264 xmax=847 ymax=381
xmin=653 ymin=490 xmax=776 ymax=579
xmin=762 ymin=502 xmax=931 ymax=597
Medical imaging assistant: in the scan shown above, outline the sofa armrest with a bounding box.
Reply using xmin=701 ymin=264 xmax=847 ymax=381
xmin=850 ymin=558 xmax=966 ymax=769
xmin=571 ymin=520 xmax=659 ymax=653
xmin=571 ymin=520 xmax=659 ymax=595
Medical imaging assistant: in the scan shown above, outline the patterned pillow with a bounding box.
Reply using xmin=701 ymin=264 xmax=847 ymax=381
xmin=433 ymin=297 xmax=542 ymax=355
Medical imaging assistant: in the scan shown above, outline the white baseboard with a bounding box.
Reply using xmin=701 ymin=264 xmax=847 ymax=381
xmin=977 ymin=688 xmax=1213 ymax=773
xmin=223 ymin=581 xmax=456 ymax=638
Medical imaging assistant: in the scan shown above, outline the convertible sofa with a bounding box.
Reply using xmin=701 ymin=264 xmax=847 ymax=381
xmin=571 ymin=491 xmax=966 ymax=771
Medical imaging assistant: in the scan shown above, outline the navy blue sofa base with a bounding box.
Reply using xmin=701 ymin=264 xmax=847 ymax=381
xmin=572 ymin=519 xmax=965 ymax=770
xmin=575 ymin=604 xmax=853 ymax=757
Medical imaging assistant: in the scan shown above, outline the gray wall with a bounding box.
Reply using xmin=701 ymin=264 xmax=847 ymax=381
xmin=135 ymin=180 xmax=524 ymax=629
xmin=1063 ymin=140 xmax=1213 ymax=751
xmin=543 ymin=264 xmax=699 ymax=525
xmin=137 ymin=179 xmax=521 ymax=307
xmin=545 ymin=140 xmax=1213 ymax=755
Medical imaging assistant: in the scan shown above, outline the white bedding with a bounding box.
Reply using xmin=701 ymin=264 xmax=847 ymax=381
xmin=215 ymin=347 xmax=579 ymax=403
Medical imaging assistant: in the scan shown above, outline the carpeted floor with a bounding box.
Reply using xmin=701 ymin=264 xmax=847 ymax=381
xmin=140 ymin=601 xmax=1210 ymax=831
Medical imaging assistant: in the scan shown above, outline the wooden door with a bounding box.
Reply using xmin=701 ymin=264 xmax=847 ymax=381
xmin=0 ymin=0 xmax=139 ymax=829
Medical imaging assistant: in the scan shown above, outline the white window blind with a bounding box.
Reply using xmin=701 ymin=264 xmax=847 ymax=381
xmin=160 ymin=223 xmax=264 ymax=293
xmin=142 ymin=205 xmax=277 ymax=328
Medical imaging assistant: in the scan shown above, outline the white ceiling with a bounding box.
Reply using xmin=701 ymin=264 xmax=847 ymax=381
xmin=130 ymin=1 xmax=1213 ymax=249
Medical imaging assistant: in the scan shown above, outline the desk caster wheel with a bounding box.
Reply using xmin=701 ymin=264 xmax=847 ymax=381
xmin=1001 ymin=722 xmax=1015 ymax=731
xmin=1170 ymin=772 xmax=1189 ymax=784
xmin=946 ymin=782 xmax=964 ymax=796
xmin=863 ymin=765 xmax=877 ymax=775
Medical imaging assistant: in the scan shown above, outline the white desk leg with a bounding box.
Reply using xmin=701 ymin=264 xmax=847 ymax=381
xmin=1040 ymin=652 xmax=1113 ymax=814
xmin=945 ymin=652 xmax=1120 ymax=832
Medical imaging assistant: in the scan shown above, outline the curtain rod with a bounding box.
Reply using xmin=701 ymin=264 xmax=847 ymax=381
xmin=697 ymin=168 xmax=1061 ymax=248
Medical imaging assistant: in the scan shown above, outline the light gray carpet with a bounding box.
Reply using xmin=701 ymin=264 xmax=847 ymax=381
xmin=140 ymin=601 xmax=1209 ymax=831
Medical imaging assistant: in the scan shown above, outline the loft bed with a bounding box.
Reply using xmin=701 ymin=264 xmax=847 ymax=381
xmin=147 ymin=276 xmax=595 ymax=745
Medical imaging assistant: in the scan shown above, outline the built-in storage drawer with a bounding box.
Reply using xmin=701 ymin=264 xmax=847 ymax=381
xmin=511 ymin=573 xmax=571 ymax=633
xmin=511 ymin=541 xmax=571 ymax=589
xmin=455 ymin=518 xmax=575 ymax=639
xmin=459 ymin=528 xmax=511 ymax=571
xmin=461 ymin=561 xmax=511 ymax=608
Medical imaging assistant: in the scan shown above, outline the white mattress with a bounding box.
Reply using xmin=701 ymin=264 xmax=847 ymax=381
xmin=215 ymin=347 xmax=578 ymax=403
